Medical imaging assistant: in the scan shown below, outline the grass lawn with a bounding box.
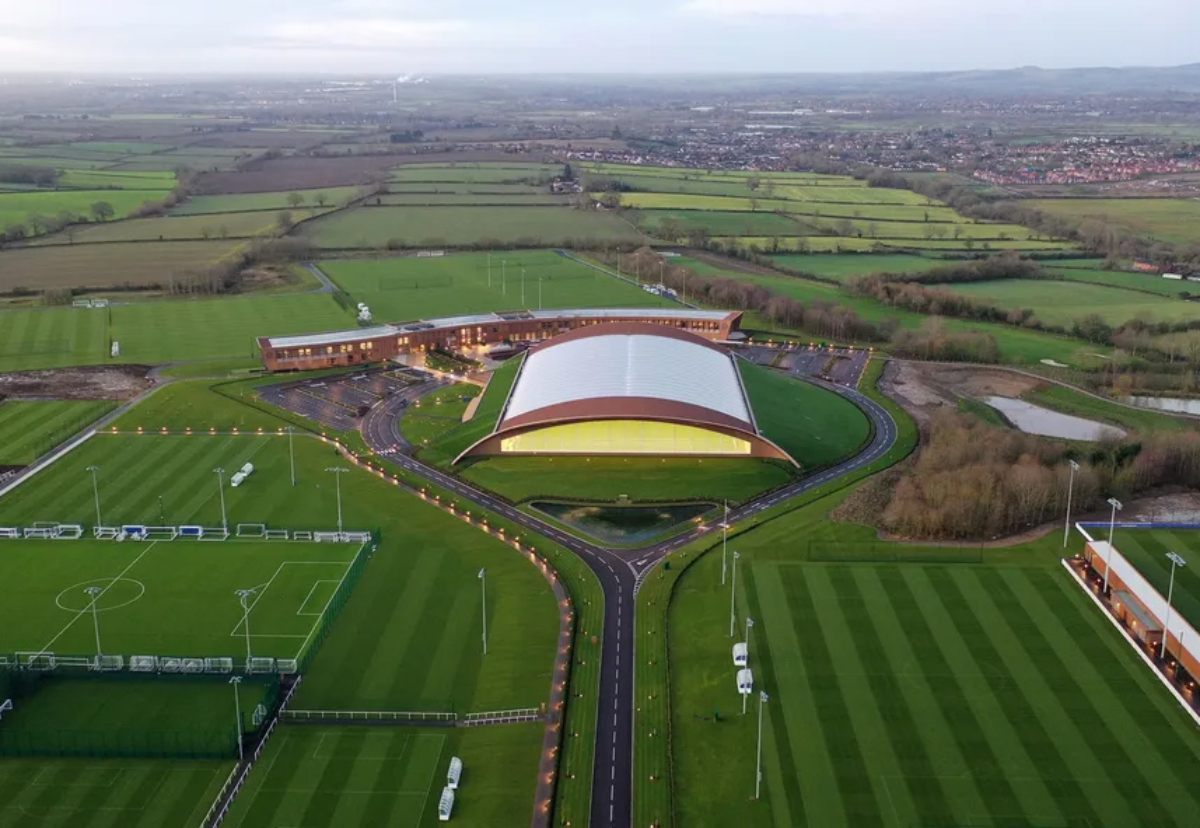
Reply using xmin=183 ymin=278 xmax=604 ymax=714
xmin=660 ymin=494 xmax=1200 ymax=828
xmin=108 ymin=293 xmax=353 ymax=363
xmin=1023 ymin=385 xmax=1197 ymax=434
xmin=318 ymin=250 xmax=671 ymax=322
xmin=0 ymin=400 xmax=116 ymax=464
xmin=1046 ymin=264 xmax=1199 ymax=298
xmin=0 ymin=240 xmax=245 ymax=291
xmin=768 ymin=253 xmax=953 ymax=283
xmin=222 ymin=724 xmax=544 ymax=828
xmin=0 ymin=755 xmax=229 ymax=828
xmin=1112 ymin=529 xmax=1200 ymax=635
xmin=630 ymin=209 xmax=806 ymax=237
xmin=32 ymin=211 xmax=283 ymax=243
xmin=399 ymin=383 xmax=479 ymax=448
xmin=739 ymin=361 xmax=870 ymax=468
xmin=302 ymin=206 xmax=645 ymax=248
xmin=462 ymin=457 xmax=795 ymax=505
xmin=1029 ymin=198 xmax=1200 ymax=246
xmin=172 ymin=186 xmax=364 ymax=215
xmin=418 ymin=357 xmax=522 ymax=468
xmin=0 ymin=306 xmax=110 ymax=372
xmin=942 ymin=279 xmax=1198 ymax=326
xmin=0 ymin=189 xmax=173 ymax=230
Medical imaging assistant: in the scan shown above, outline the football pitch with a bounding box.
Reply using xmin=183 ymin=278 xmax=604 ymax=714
xmin=223 ymin=724 xmax=544 ymax=828
xmin=0 ymin=538 xmax=361 ymax=661
xmin=0 ymin=756 xmax=229 ymax=828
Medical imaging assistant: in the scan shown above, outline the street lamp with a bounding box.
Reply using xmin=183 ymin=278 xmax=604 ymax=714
xmin=214 ymin=468 xmax=228 ymax=532
xmin=84 ymin=586 xmax=104 ymax=657
xmin=1163 ymin=552 xmax=1187 ymax=662
xmin=235 ymin=588 xmax=258 ymax=666
xmin=479 ymin=568 xmax=488 ymax=656
xmin=1062 ymin=459 xmax=1080 ymax=549
xmin=729 ymin=551 xmax=740 ymax=637
xmin=325 ymin=467 xmax=349 ymax=533
xmin=86 ymin=465 xmax=102 ymax=527
xmin=755 ymin=691 xmax=769 ymax=800
xmin=1104 ymin=497 xmax=1122 ymax=594
xmin=230 ymin=676 xmax=244 ymax=762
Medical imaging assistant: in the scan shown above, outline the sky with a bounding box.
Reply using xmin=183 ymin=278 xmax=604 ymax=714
xmin=1 ymin=0 xmax=1198 ymax=75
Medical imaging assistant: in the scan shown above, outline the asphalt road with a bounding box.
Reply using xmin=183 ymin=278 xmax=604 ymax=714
xmin=358 ymin=371 xmax=898 ymax=828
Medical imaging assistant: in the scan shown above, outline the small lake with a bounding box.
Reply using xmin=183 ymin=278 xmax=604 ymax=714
xmin=531 ymin=501 xmax=714 ymax=546
xmin=1123 ymin=395 xmax=1200 ymax=416
xmin=982 ymin=396 xmax=1126 ymax=442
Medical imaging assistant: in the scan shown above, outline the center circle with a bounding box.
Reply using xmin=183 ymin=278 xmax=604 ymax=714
xmin=55 ymin=579 xmax=146 ymax=613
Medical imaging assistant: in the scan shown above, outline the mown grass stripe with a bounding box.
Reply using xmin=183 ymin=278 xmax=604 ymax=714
xmin=783 ymin=565 xmax=886 ymax=827
xmin=929 ymin=567 xmax=1111 ymax=826
xmin=887 ymin=568 xmax=1027 ymax=820
xmin=299 ymin=729 xmax=369 ymax=826
xmin=847 ymin=567 xmax=988 ymax=824
xmin=992 ymin=569 xmax=1195 ymax=826
xmin=743 ymin=564 xmax=804 ymax=827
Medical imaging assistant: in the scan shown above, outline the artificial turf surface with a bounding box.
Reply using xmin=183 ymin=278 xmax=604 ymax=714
xmin=0 ymin=400 xmax=115 ymax=464
xmin=659 ymin=497 xmax=1200 ymax=828
xmin=318 ymin=250 xmax=672 ymax=322
xmin=222 ymin=724 xmax=544 ymax=828
xmin=0 ymin=756 xmax=230 ymax=828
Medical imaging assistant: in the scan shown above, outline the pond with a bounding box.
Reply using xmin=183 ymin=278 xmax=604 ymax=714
xmin=982 ymin=396 xmax=1126 ymax=442
xmin=1123 ymin=395 xmax=1200 ymax=416
xmin=530 ymin=500 xmax=715 ymax=546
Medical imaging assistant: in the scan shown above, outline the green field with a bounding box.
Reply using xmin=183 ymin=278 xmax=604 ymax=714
xmin=632 ymin=209 xmax=807 ymax=237
xmin=319 ymin=251 xmax=670 ymax=322
xmin=1029 ymin=198 xmax=1200 ymax=246
xmin=223 ymin=724 xmax=543 ymax=828
xmin=658 ymin=495 xmax=1200 ymax=828
xmin=1112 ymin=528 xmax=1200 ymax=634
xmin=56 ymin=169 xmax=177 ymax=190
xmin=32 ymin=211 xmax=283 ymax=243
xmin=943 ymin=279 xmax=1197 ymax=326
xmin=0 ymin=756 xmax=229 ymax=827
xmin=0 ymin=400 xmax=115 ymax=464
xmin=0 ymin=189 xmax=173 ymax=231
xmin=721 ymin=235 xmax=1073 ymax=253
xmin=1047 ymin=264 xmax=1199 ymax=297
xmin=302 ymin=206 xmax=645 ymax=248
xmin=173 ymin=186 xmax=365 ymax=216
xmin=0 ymin=239 xmax=245 ymax=291
xmin=379 ymin=193 xmax=569 ymax=206
xmin=0 ymin=307 xmax=110 ymax=372
xmin=388 ymin=164 xmax=561 ymax=184
xmin=399 ymin=384 xmax=480 ymax=448
xmin=768 ymin=253 xmax=953 ymax=282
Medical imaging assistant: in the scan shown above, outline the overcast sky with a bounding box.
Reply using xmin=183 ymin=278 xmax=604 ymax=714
xmin=2 ymin=0 xmax=1197 ymax=74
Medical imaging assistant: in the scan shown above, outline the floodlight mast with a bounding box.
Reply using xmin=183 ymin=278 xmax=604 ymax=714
xmin=214 ymin=468 xmax=228 ymax=532
xmin=235 ymin=588 xmax=257 ymax=665
xmin=755 ymin=691 xmax=769 ymax=799
xmin=325 ymin=467 xmax=349 ymax=533
xmin=729 ymin=551 xmax=740 ymax=637
xmin=743 ymin=617 xmax=754 ymax=715
xmin=1104 ymin=497 xmax=1122 ymax=594
xmin=721 ymin=501 xmax=729 ymax=586
xmin=230 ymin=676 xmax=244 ymax=762
xmin=86 ymin=465 xmax=102 ymax=527
xmin=84 ymin=586 xmax=104 ymax=657
xmin=1063 ymin=459 xmax=1080 ymax=549
xmin=1162 ymin=552 xmax=1187 ymax=662
xmin=287 ymin=426 xmax=296 ymax=487
xmin=479 ymin=568 xmax=488 ymax=655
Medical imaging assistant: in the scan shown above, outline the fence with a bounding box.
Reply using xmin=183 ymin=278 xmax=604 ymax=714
xmin=282 ymin=709 xmax=456 ymax=725
xmin=0 ymin=522 xmax=371 ymax=543
xmin=295 ymin=529 xmax=380 ymax=673
xmin=461 ymin=708 xmax=543 ymax=726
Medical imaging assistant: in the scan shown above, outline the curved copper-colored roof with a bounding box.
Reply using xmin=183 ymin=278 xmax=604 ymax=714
xmin=526 ymin=321 xmax=731 ymax=354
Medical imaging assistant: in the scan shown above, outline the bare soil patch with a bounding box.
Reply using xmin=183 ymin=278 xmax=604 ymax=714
xmin=882 ymin=360 xmax=1043 ymax=431
xmin=0 ymin=366 xmax=151 ymax=400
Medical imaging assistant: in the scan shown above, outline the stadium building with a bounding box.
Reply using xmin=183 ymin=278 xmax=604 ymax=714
xmin=257 ymin=309 xmax=743 ymax=372
xmin=456 ymin=322 xmax=795 ymax=465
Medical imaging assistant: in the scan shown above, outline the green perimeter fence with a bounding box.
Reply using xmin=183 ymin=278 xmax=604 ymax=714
xmin=296 ymin=527 xmax=379 ymax=672
xmin=0 ymin=671 xmax=280 ymax=760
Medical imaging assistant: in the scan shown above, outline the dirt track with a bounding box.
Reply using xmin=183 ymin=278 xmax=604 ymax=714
xmin=0 ymin=366 xmax=152 ymax=401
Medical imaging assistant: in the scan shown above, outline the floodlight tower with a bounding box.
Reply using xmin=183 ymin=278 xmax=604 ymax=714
xmin=729 ymin=551 xmax=740 ymax=637
xmin=755 ymin=691 xmax=769 ymax=799
xmin=479 ymin=568 xmax=488 ymax=655
xmin=325 ymin=467 xmax=349 ymax=533
xmin=1162 ymin=552 xmax=1187 ymax=662
xmin=1104 ymin=497 xmax=1122 ymax=594
xmin=287 ymin=426 xmax=296 ymax=486
xmin=230 ymin=676 xmax=244 ymax=762
xmin=214 ymin=468 xmax=228 ymax=532
xmin=721 ymin=501 xmax=729 ymax=585
xmin=86 ymin=465 xmax=102 ymax=527
xmin=1062 ymin=459 xmax=1080 ymax=549
xmin=235 ymin=588 xmax=258 ymax=666
xmin=84 ymin=586 xmax=104 ymax=657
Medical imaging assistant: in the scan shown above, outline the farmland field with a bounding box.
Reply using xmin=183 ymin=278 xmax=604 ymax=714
xmin=378 ymin=193 xmax=569 ymax=206
xmin=388 ymin=164 xmax=561 ymax=183
xmin=0 ymin=756 xmax=229 ymax=828
xmin=654 ymin=494 xmax=1200 ymax=828
xmin=0 ymin=240 xmax=245 ymax=290
xmin=172 ymin=186 xmax=365 ymax=216
xmin=1028 ymin=198 xmax=1200 ymax=246
xmin=29 ymin=211 xmax=282 ymax=244
xmin=942 ymin=279 xmax=1197 ymax=326
xmin=612 ymin=191 xmax=962 ymax=222
xmin=0 ymin=188 xmax=173 ymax=229
xmin=56 ymin=169 xmax=177 ymax=190
xmin=1047 ymin=263 xmax=1199 ymax=297
xmin=223 ymin=724 xmax=544 ymax=828
xmin=0 ymin=400 xmax=115 ymax=464
xmin=302 ymin=205 xmax=645 ymax=248
xmin=631 ymin=209 xmax=806 ymax=237
xmin=318 ymin=250 xmax=670 ymax=321
xmin=768 ymin=253 xmax=952 ymax=282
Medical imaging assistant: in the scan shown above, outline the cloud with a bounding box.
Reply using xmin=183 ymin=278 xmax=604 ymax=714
xmin=680 ymin=0 xmax=944 ymax=16
xmin=267 ymin=17 xmax=467 ymax=51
